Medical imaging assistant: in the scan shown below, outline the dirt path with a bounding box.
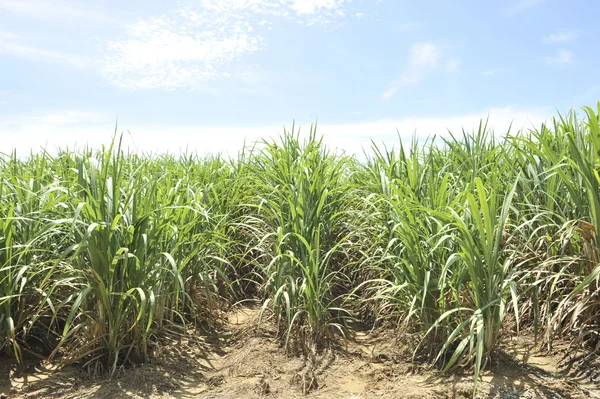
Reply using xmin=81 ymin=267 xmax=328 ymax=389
xmin=2 ymin=305 xmax=600 ymax=398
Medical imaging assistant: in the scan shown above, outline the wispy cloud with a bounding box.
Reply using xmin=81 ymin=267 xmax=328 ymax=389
xmin=543 ymin=31 xmax=579 ymax=44
xmin=0 ymin=106 xmax=553 ymax=157
xmin=0 ymin=0 xmax=113 ymax=22
xmin=508 ymin=0 xmax=547 ymax=15
xmin=288 ymin=0 xmax=345 ymax=15
xmin=102 ymin=0 xmax=350 ymax=90
xmin=37 ymin=110 xmax=103 ymax=125
xmin=0 ymin=109 xmax=107 ymax=152
xmin=482 ymin=68 xmax=512 ymax=76
xmin=383 ymin=42 xmax=455 ymax=100
xmin=544 ymin=48 xmax=573 ymax=67
xmin=0 ymin=110 xmax=103 ymax=128
xmin=102 ymin=13 xmax=264 ymax=90
xmin=395 ymin=21 xmax=420 ymax=32
xmin=0 ymin=32 xmax=89 ymax=68
xmin=446 ymin=59 xmax=461 ymax=74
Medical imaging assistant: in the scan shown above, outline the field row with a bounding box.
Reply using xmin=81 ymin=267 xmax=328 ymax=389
xmin=1 ymin=105 xmax=600 ymax=393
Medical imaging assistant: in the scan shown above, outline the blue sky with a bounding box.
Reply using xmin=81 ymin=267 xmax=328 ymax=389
xmin=0 ymin=0 xmax=598 ymax=155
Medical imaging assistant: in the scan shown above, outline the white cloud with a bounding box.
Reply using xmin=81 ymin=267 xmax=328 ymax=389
xmin=288 ymin=0 xmax=344 ymax=15
xmin=102 ymin=0 xmax=349 ymax=90
xmin=509 ymin=0 xmax=547 ymax=15
xmin=0 ymin=110 xmax=103 ymax=128
xmin=545 ymin=48 xmax=573 ymax=67
xmin=446 ymin=59 xmax=461 ymax=73
xmin=543 ymin=31 xmax=579 ymax=44
xmin=38 ymin=111 xmax=103 ymax=125
xmin=0 ymin=106 xmax=553 ymax=158
xmin=0 ymin=0 xmax=112 ymax=22
xmin=0 ymin=33 xmax=89 ymax=68
xmin=321 ymin=105 xmax=552 ymax=155
xmin=482 ymin=68 xmax=512 ymax=76
xmin=382 ymin=42 xmax=446 ymax=100
xmin=395 ymin=22 xmax=420 ymax=32
xmin=0 ymin=110 xmax=107 ymax=153
xmin=102 ymin=12 xmax=264 ymax=90
xmin=0 ymin=0 xmax=78 ymax=17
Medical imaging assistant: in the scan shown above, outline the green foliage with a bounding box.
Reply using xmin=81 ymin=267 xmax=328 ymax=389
xmin=1 ymin=104 xmax=600 ymax=396
xmin=250 ymin=128 xmax=351 ymax=350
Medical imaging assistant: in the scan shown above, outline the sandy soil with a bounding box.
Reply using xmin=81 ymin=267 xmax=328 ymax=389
xmin=2 ymin=305 xmax=599 ymax=399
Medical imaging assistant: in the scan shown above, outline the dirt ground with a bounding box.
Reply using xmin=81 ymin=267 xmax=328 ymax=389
xmin=2 ymin=305 xmax=599 ymax=399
